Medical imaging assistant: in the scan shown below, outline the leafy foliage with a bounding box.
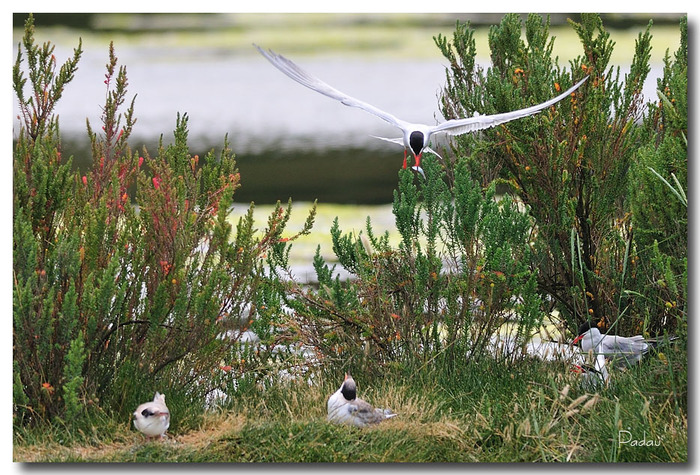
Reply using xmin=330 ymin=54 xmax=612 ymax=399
xmin=435 ymin=13 xmax=686 ymax=338
xmin=275 ymin=156 xmax=543 ymax=376
xmin=627 ymin=16 xmax=687 ymax=338
xmin=13 ymin=14 xmax=316 ymax=424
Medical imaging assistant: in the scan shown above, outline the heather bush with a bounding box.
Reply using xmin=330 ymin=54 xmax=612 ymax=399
xmin=274 ymin=155 xmax=543 ymax=376
xmin=13 ymin=15 xmax=315 ymax=425
xmin=435 ymin=13 xmax=687 ymax=338
xmin=627 ymin=16 xmax=687 ymax=338
xmin=13 ymin=13 xmax=686 ymax=443
xmin=267 ymin=13 xmax=687 ymax=380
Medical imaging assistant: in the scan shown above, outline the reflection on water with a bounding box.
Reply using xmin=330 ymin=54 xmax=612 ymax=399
xmin=235 ymin=146 xmax=408 ymax=204
xmin=227 ymin=201 xmax=398 ymax=283
xmin=60 ymin=137 xmax=411 ymax=204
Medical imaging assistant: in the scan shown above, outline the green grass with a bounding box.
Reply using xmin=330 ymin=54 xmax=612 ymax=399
xmin=14 ymin=342 xmax=686 ymax=463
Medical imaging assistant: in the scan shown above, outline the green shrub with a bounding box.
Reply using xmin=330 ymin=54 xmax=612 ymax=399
xmin=627 ymin=16 xmax=687 ymax=338
xmin=263 ymin=13 xmax=687 ymax=381
xmin=435 ymin=13 xmax=686 ymax=338
xmin=274 ymin=155 xmax=543 ymax=377
xmin=12 ymin=14 xmax=315 ymax=426
xmin=13 ymin=13 xmax=686 ymax=446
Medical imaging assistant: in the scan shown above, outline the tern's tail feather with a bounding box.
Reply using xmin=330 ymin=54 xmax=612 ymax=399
xmin=646 ymin=335 xmax=680 ymax=351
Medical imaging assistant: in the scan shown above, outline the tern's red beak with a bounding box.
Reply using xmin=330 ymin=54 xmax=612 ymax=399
xmin=572 ymin=334 xmax=584 ymax=346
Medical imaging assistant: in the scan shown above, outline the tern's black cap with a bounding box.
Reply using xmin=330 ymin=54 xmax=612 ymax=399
xmin=341 ymin=374 xmax=357 ymax=401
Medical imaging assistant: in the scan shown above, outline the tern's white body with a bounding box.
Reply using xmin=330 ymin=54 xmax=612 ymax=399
xmin=574 ymin=322 xmax=652 ymax=369
xmin=575 ymin=352 xmax=610 ymax=389
xmin=327 ymin=374 xmax=396 ymax=428
xmin=255 ymin=44 xmax=588 ymax=176
xmin=133 ymin=392 xmax=170 ymax=439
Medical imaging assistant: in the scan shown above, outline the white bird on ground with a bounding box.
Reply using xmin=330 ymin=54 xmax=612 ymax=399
xmin=572 ymin=320 xmax=666 ymax=369
xmin=255 ymin=44 xmax=588 ymax=177
xmin=572 ymin=352 xmax=610 ymax=389
xmin=133 ymin=392 xmax=170 ymax=440
xmin=327 ymin=373 xmax=397 ymax=428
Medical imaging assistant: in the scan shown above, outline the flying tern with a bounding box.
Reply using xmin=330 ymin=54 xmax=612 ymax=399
xmin=255 ymin=44 xmax=588 ymax=176
xmin=133 ymin=392 xmax=170 ymax=440
xmin=327 ymin=373 xmax=396 ymax=428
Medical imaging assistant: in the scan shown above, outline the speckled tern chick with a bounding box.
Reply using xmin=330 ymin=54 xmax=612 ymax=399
xmin=133 ymin=392 xmax=170 ymax=439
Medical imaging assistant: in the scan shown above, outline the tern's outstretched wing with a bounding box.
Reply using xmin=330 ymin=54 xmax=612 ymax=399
xmin=255 ymin=45 xmax=410 ymax=131
xmin=431 ymin=76 xmax=588 ymax=136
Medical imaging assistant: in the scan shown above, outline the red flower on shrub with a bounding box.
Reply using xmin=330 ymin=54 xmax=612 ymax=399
xmin=159 ymin=260 xmax=171 ymax=274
